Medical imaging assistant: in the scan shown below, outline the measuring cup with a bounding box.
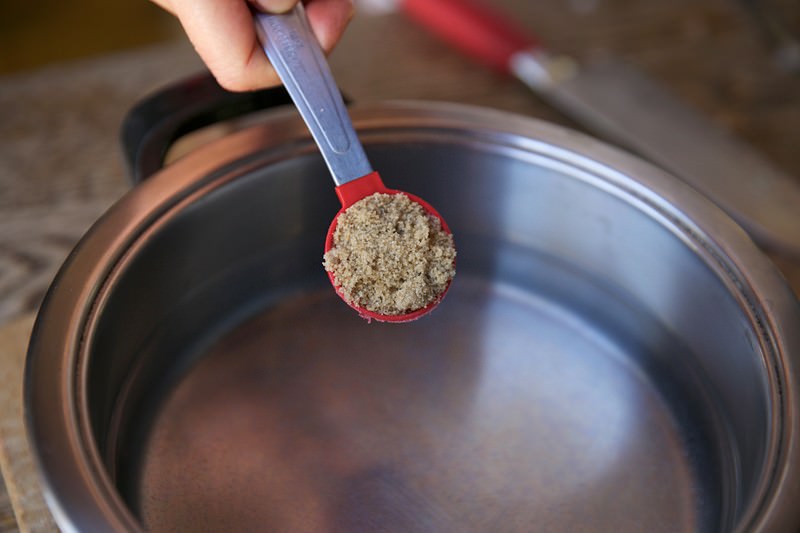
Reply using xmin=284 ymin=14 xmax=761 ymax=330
xmin=255 ymin=5 xmax=454 ymax=322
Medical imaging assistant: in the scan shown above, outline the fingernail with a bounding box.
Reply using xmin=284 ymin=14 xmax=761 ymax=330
xmin=252 ymin=0 xmax=298 ymax=14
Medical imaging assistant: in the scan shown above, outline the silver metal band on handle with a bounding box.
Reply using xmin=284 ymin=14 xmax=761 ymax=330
xmin=255 ymin=5 xmax=373 ymax=186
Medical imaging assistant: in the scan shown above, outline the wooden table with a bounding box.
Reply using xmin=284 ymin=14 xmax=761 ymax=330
xmin=1 ymin=0 xmax=798 ymax=530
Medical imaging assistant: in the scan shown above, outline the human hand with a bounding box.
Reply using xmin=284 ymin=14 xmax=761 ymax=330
xmin=151 ymin=0 xmax=355 ymax=91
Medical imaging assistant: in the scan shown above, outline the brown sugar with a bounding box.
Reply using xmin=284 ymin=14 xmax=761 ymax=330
xmin=323 ymin=193 xmax=456 ymax=315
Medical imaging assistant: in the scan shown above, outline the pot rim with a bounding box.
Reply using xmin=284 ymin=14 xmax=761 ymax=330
xmin=25 ymin=100 xmax=800 ymax=532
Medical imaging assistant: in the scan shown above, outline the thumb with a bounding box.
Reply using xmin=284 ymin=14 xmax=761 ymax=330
xmin=250 ymin=0 xmax=299 ymax=13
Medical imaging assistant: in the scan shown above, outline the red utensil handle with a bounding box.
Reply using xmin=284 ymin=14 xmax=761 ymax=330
xmin=401 ymin=0 xmax=539 ymax=74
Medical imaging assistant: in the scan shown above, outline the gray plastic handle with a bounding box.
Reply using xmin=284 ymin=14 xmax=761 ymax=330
xmin=255 ymin=5 xmax=373 ymax=186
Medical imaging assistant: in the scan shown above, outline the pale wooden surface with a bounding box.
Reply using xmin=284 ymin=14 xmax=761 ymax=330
xmin=1 ymin=0 xmax=799 ymax=530
xmin=0 ymin=315 xmax=56 ymax=533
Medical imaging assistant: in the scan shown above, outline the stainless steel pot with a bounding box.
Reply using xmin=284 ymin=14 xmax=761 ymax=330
xmin=25 ymin=76 xmax=800 ymax=532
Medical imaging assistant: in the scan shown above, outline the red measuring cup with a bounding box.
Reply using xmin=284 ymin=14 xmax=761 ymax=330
xmin=256 ymin=6 xmax=454 ymax=322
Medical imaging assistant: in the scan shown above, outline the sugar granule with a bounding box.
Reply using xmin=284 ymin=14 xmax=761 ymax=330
xmin=323 ymin=193 xmax=456 ymax=315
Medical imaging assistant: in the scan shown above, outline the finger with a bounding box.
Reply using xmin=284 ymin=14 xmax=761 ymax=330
xmin=166 ymin=0 xmax=354 ymax=92
xmin=305 ymin=0 xmax=356 ymax=52
xmin=149 ymin=0 xmax=176 ymax=15
xmin=169 ymin=0 xmax=280 ymax=91
xmin=249 ymin=0 xmax=299 ymax=13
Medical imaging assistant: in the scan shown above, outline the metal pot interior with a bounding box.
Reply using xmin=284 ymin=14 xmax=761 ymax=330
xmin=31 ymin=104 xmax=797 ymax=532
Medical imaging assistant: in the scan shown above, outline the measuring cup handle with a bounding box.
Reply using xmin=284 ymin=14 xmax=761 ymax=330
xmin=255 ymin=5 xmax=373 ymax=186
